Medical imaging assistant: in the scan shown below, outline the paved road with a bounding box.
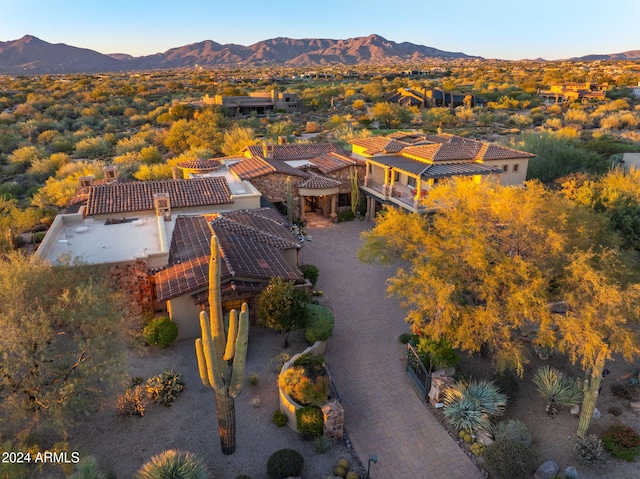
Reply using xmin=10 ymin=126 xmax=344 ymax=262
xmin=300 ymin=220 xmax=483 ymax=479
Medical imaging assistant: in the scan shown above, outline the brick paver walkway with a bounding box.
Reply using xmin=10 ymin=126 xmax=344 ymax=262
xmin=300 ymin=221 xmax=483 ymax=479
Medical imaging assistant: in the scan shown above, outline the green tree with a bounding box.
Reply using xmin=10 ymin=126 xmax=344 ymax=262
xmin=372 ymin=102 xmax=411 ymax=129
xmin=257 ymin=277 xmax=309 ymax=347
xmin=0 ymin=253 xmax=130 ymax=439
xmin=359 ymin=178 xmax=639 ymax=437
xmin=221 ymin=125 xmax=258 ymax=156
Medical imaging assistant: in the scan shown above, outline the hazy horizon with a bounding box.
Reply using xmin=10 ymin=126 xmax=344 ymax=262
xmin=1 ymin=0 xmax=639 ymax=61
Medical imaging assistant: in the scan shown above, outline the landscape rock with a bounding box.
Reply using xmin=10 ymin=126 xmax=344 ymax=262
xmin=570 ymin=405 xmax=580 ymax=416
xmin=630 ymin=401 xmax=640 ymax=415
xmin=428 ymin=376 xmax=455 ymax=406
xmin=592 ymin=407 xmax=601 ymax=419
xmin=565 ymin=466 xmax=578 ymax=479
xmin=534 ymin=460 xmax=559 ymax=479
xmin=476 ymin=430 xmax=494 ymax=447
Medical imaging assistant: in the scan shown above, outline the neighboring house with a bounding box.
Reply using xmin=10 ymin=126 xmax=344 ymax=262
xmin=538 ymin=82 xmax=608 ymax=103
xmin=35 ymin=165 xmax=263 ymax=322
xmin=350 ymin=132 xmax=535 ymax=216
xmin=384 ymin=87 xmax=486 ymax=109
xmin=154 ymin=208 xmax=305 ymax=338
xmin=622 ymin=152 xmax=640 ymax=171
xmin=228 ymin=142 xmax=365 ymax=221
xmin=203 ymin=89 xmax=298 ymax=115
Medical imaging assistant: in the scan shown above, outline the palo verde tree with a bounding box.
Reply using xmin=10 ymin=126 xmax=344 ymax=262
xmin=0 ymin=253 xmax=129 ymax=440
xmin=359 ymin=178 xmax=640 ymax=436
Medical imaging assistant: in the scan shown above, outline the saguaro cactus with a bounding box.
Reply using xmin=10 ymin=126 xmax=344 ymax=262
xmin=195 ymin=235 xmax=248 ymax=455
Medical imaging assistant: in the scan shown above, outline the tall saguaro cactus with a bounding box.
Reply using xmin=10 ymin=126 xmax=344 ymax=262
xmin=195 ymin=236 xmax=248 ymax=455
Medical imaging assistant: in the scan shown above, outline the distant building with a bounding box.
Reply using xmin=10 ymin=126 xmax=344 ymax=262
xmin=203 ymin=89 xmax=298 ymax=115
xmin=538 ymin=82 xmax=608 ymax=103
xmin=384 ymin=87 xmax=486 ymax=109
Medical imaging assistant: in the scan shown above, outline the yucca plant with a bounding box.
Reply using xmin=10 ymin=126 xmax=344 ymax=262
xmin=136 ymin=450 xmax=209 ymax=479
xmin=531 ymin=366 xmax=582 ymax=417
xmin=70 ymin=456 xmax=106 ymax=479
xmin=442 ymin=379 xmax=507 ymax=433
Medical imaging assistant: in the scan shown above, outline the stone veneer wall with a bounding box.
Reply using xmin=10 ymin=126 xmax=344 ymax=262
xmin=109 ymin=260 xmax=154 ymax=317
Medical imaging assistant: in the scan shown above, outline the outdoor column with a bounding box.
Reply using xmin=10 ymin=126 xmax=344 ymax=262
xmin=299 ymin=195 xmax=305 ymax=220
xmin=330 ymin=194 xmax=337 ymax=222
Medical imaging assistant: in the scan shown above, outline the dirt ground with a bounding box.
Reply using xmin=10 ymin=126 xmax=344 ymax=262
xmin=448 ymin=349 xmax=640 ymax=478
xmin=54 ymin=327 xmax=352 ymax=479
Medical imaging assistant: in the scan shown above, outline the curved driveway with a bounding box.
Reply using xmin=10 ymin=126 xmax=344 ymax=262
xmin=300 ymin=221 xmax=483 ymax=479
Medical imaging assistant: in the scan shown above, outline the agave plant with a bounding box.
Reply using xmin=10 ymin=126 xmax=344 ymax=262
xmin=443 ymin=379 xmax=507 ymax=433
xmin=136 ymin=450 xmax=209 ymax=479
xmin=531 ymin=365 xmax=583 ymax=417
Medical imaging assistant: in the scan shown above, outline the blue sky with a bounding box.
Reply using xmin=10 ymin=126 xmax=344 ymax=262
xmin=1 ymin=0 xmax=638 ymax=60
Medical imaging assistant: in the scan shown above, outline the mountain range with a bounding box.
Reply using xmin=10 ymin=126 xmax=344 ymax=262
xmin=0 ymin=34 xmax=638 ymax=75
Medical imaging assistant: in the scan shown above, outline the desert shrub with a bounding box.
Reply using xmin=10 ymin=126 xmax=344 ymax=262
xmin=337 ymin=210 xmax=355 ymax=222
xmin=270 ymin=351 xmax=291 ymax=372
xmin=313 ymin=436 xmax=332 ymax=453
xmin=442 ymin=380 xmax=507 ymax=433
xmin=417 ymin=337 xmax=460 ymax=371
xmin=293 ymin=353 xmax=325 ymax=369
xmin=117 ymin=385 xmax=146 ymax=417
xmin=272 ymin=410 xmax=288 ymax=427
xmin=136 ymin=450 xmax=208 ymax=479
xmin=300 ymin=263 xmax=319 ymax=287
xmin=296 ymin=406 xmax=324 ymax=439
xmin=493 ymin=419 xmax=532 ymax=446
xmin=281 ymin=356 xmax=330 ymax=406
xmin=278 ymin=366 xmax=305 ymax=396
xmin=266 ymin=449 xmax=304 ymax=479
xmin=294 ymin=376 xmax=329 ymax=407
xmin=304 ymin=304 xmax=334 ymax=343
xmin=484 ymin=439 xmax=535 ymax=479
xmin=146 ymin=370 xmax=185 ymax=406
xmin=573 ymin=434 xmax=607 ymax=466
xmin=143 ymin=316 xmax=178 ymax=347
xmin=492 ymin=370 xmax=520 ymax=402
xmin=69 ymin=456 xmax=106 ymax=479
xmin=610 ymin=382 xmax=634 ymax=400
xmin=602 ymin=425 xmax=640 ymax=461
xmin=398 ymin=333 xmax=413 ymax=344
xmin=532 ymin=365 xmax=582 ymax=416
xmin=247 ymin=373 xmax=259 ymax=386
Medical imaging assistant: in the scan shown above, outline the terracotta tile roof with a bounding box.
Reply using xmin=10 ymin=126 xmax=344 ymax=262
xmin=247 ymin=143 xmax=345 ymax=160
xmin=350 ymin=136 xmax=397 ymax=155
xmin=154 ymin=208 xmax=302 ymax=302
xmin=299 ymin=174 xmax=342 ymax=189
xmin=86 ymin=177 xmax=232 ymax=216
xmin=229 ymin=156 xmax=275 ymax=179
xmin=480 ymin=145 xmax=536 ymax=160
xmin=308 ymin=152 xmax=358 ymax=173
xmin=177 ymin=158 xmax=224 ymax=170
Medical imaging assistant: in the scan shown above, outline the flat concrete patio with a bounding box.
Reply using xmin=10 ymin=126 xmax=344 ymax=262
xmin=300 ymin=220 xmax=483 ymax=479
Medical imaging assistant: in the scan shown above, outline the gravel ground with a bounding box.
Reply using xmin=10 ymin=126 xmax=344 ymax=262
xmin=62 ymin=327 xmax=354 ymax=479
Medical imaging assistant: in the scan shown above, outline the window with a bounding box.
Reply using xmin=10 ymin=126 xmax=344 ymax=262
xmin=513 ymin=164 xmax=519 ymax=172
xmin=502 ymin=165 xmax=509 ymax=172
xmin=337 ymin=193 xmax=351 ymax=207
xmin=394 ymin=171 xmax=400 ymax=182
xmin=222 ymin=299 xmax=244 ymax=313
xmin=407 ymin=176 xmax=416 ymax=187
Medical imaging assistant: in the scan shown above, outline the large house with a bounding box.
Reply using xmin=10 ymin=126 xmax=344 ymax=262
xmin=155 ymin=208 xmax=304 ymax=338
xmin=384 ymin=87 xmax=486 ymax=109
xmin=350 ymin=132 xmax=535 ymax=216
xmin=538 ymin=82 xmax=608 ymax=103
xmin=228 ymin=142 xmax=365 ymax=222
xmin=203 ymin=89 xmax=299 ymax=115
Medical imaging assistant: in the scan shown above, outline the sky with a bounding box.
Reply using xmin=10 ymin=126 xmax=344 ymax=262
xmin=1 ymin=0 xmax=639 ymax=61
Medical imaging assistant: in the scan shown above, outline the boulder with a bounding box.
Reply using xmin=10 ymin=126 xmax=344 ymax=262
xmin=476 ymin=430 xmax=494 ymax=447
xmin=534 ymin=460 xmax=559 ymax=479
xmin=565 ymin=466 xmax=578 ymax=479
xmin=592 ymin=407 xmax=601 ymax=419
xmin=570 ymin=405 xmax=580 ymax=416
xmin=630 ymin=401 xmax=640 ymax=415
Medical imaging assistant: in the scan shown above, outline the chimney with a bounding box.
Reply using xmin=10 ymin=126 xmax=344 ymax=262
xmin=103 ymin=165 xmax=118 ymax=183
xmin=79 ymin=175 xmax=95 ymax=191
xmin=153 ymin=193 xmax=171 ymax=221
xmin=278 ymin=136 xmax=288 ymax=145
xmin=262 ymin=142 xmax=274 ymax=159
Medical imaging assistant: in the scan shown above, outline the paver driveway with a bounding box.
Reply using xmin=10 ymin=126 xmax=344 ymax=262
xmin=300 ymin=221 xmax=483 ymax=479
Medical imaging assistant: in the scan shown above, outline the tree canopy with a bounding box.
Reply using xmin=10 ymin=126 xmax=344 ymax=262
xmin=359 ymin=178 xmax=640 ymax=435
xmin=0 ymin=253 xmax=131 ymax=440
xmin=257 ymin=277 xmax=309 ymax=347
